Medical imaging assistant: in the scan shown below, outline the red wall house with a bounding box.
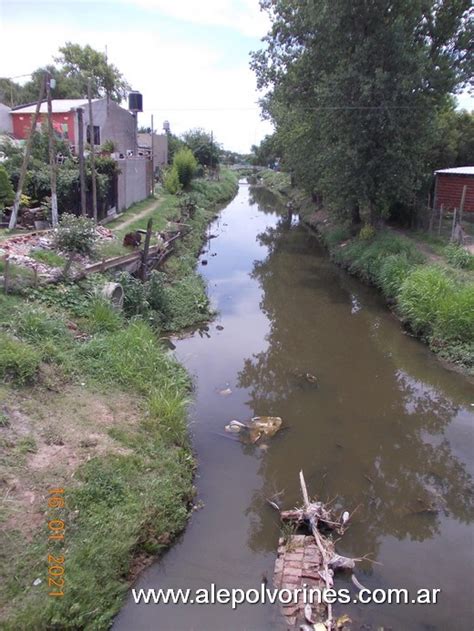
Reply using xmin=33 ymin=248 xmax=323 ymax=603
xmin=433 ymin=167 xmax=474 ymax=213
xmin=11 ymin=111 xmax=77 ymax=144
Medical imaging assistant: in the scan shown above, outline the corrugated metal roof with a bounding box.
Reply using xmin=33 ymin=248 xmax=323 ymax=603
xmin=11 ymin=99 xmax=102 ymax=114
xmin=435 ymin=166 xmax=474 ymax=176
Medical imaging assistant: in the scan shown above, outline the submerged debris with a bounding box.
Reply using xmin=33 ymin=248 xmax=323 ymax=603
xmin=272 ymin=471 xmax=369 ymax=629
xmin=224 ymin=416 xmax=282 ymax=444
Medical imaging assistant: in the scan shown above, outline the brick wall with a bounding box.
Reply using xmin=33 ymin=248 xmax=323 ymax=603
xmin=434 ymin=174 xmax=474 ymax=213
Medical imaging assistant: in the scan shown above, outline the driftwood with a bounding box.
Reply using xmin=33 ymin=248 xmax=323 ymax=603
xmin=273 ymin=471 xmax=371 ymax=630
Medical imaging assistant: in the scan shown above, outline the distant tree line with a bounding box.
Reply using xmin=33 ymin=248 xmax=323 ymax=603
xmin=251 ymin=0 xmax=473 ymax=225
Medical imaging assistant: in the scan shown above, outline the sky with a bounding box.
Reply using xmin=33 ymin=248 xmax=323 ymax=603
xmin=0 ymin=1 xmax=472 ymax=153
xmin=0 ymin=0 xmax=274 ymax=153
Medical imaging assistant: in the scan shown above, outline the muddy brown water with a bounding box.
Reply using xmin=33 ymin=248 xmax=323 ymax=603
xmin=114 ymin=183 xmax=474 ymax=631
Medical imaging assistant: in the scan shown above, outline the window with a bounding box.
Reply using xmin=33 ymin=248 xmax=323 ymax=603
xmin=86 ymin=125 xmax=101 ymax=146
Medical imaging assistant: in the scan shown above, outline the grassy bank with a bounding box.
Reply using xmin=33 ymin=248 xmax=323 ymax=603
xmin=0 ymin=171 xmax=238 ymax=630
xmin=257 ymin=170 xmax=474 ymax=374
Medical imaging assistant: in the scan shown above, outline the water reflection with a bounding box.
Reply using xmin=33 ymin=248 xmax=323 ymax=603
xmin=238 ymin=215 xmax=474 ymax=566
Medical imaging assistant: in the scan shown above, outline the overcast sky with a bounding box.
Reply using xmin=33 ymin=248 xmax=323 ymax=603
xmin=0 ymin=0 xmax=274 ymax=153
xmin=0 ymin=0 xmax=472 ymax=153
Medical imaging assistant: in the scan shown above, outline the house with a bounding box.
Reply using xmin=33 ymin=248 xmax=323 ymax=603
xmin=0 ymin=103 xmax=13 ymax=135
xmin=137 ymin=132 xmax=168 ymax=167
xmin=9 ymin=98 xmax=137 ymax=155
xmin=433 ymin=166 xmax=474 ymax=214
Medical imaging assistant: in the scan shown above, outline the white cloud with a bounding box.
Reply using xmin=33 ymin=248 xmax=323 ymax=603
xmin=0 ymin=18 xmax=272 ymax=152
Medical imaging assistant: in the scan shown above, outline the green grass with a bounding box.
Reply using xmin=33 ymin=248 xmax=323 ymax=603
xmin=30 ymin=249 xmax=66 ymax=267
xmin=0 ymin=168 xmax=239 ymax=630
xmin=330 ymin=230 xmax=473 ymax=370
xmin=0 ymin=332 xmax=41 ymax=384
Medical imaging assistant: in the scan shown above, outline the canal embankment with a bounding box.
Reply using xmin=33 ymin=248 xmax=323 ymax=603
xmin=0 ymin=170 xmax=238 ymax=630
xmin=256 ymin=170 xmax=474 ymax=376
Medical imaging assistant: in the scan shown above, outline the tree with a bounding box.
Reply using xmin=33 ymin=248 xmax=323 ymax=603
xmin=55 ymin=43 xmax=130 ymax=102
xmin=251 ymin=0 xmax=473 ymax=225
xmin=182 ymin=128 xmax=220 ymax=167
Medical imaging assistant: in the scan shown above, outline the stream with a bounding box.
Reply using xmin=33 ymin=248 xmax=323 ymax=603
xmin=114 ymin=182 xmax=474 ymax=630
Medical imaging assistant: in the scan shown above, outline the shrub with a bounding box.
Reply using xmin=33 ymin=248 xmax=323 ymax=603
xmin=0 ymin=164 xmax=14 ymax=209
xmin=359 ymin=224 xmax=376 ymax=241
xmin=173 ymin=148 xmax=197 ymax=189
xmin=116 ymin=272 xmax=150 ymax=316
xmin=444 ymin=244 xmax=474 ymax=270
xmin=30 ymin=249 xmax=66 ymax=267
xmin=0 ymin=333 xmax=41 ymax=384
xmin=163 ymin=166 xmax=181 ymax=194
xmin=55 ymin=213 xmax=97 ymax=255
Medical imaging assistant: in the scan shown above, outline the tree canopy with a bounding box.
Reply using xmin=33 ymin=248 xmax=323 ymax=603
xmin=0 ymin=43 xmax=130 ymax=106
xmin=251 ymin=0 xmax=473 ymax=224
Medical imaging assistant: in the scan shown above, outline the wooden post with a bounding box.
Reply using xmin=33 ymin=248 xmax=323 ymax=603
xmin=437 ymin=203 xmax=444 ymax=236
xmin=8 ymin=77 xmax=46 ymax=229
xmin=140 ymin=218 xmax=153 ymax=281
xmin=150 ymin=114 xmax=154 ymax=196
xmin=87 ymin=79 xmax=98 ymax=223
xmin=46 ymin=72 xmax=59 ymax=228
xmin=3 ymin=256 xmax=10 ymax=294
xmin=76 ymin=107 xmax=87 ymax=217
xmin=451 ymin=208 xmax=458 ymax=241
xmin=33 ymin=266 xmax=39 ymax=289
xmin=459 ymin=185 xmax=467 ymax=225
xmin=428 ymin=206 xmax=435 ymax=233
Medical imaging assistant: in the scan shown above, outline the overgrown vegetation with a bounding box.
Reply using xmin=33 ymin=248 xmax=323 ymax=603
xmin=0 ymin=169 xmax=239 ymax=630
xmin=319 ymin=218 xmax=474 ymax=371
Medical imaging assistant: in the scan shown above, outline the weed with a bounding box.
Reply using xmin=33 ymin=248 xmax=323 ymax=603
xmin=30 ymin=249 xmax=66 ymax=268
xmin=0 ymin=333 xmax=41 ymax=384
xmin=444 ymin=244 xmax=474 ymax=270
xmin=85 ymin=297 xmax=123 ymax=334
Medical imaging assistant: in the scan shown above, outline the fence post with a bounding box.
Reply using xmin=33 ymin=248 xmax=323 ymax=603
xmin=437 ymin=203 xmax=444 ymax=236
xmin=451 ymin=208 xmax=458 ymax=241
xmin=3 ymin=256 xmax=10 ymax=294
xmin=459 ymin=185 xmax=467 ymax=225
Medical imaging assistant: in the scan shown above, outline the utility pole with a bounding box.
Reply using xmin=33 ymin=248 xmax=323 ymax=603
xmin=150 ymin=114 xmax=154 ymax=196
xmin=87 ymin=79 xmax=98 ymax=222
xmin=210 ymin=130 xmax=213 ymax=173
xmin=46 ymin=72 xmax=59 ymax=227
xmin=76 ymin=107 xmax=87 ymax=216
xmin=8 ymin=77 xmax=46 ymax=230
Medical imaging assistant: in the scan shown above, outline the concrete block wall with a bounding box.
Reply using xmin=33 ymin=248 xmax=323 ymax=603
xmin=116 ymin=157 xmax=151 ymax=212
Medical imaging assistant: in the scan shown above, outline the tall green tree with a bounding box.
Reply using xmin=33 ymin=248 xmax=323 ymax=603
xmin=251 ymin=0 xmax=473 ymax=224
xmin=182 ymin=128 xmax=221 ymax=167
xmin=56 ymin=43 xmax=130 ymax=102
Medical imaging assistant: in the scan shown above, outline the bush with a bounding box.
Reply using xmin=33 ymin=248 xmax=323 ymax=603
xmin=0 ymin=164 xmax=14 ymax=209
xmin=173 ymin=148 xmax=197 ymax=189
xmin=359 ymin=224 xmax=376 ymax=241
xmin=55 ymin=213 xmax=97 ymax=255
xmin=163 ymin=166 xmax=181 ymax=194
xmin=0 ymin=333 xmax=41 ymax=384
xmin=445 ymin=244 xmax=474 ymax=270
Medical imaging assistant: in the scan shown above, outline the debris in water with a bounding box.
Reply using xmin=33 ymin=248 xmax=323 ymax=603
xmin=216 ymin=324 xmax=224 ymax=331
xmin=218 ymin=387 xmax=232 ymax=397
xmin=224 ymin=416 xmax=282 ymax=444
xmin=273 ymin=470 xmax=369 ymax=629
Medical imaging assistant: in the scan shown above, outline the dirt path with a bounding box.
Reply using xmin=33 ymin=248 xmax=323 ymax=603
xmin=111 ymin=195 xmax=162 ymax=231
